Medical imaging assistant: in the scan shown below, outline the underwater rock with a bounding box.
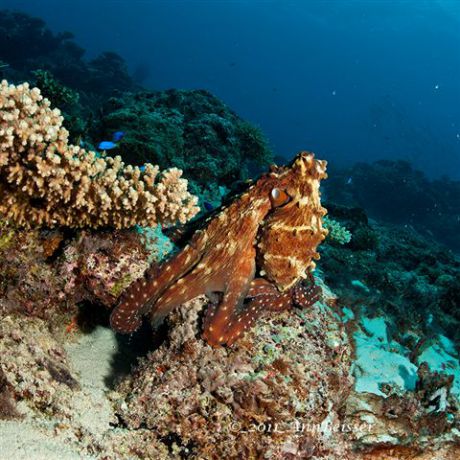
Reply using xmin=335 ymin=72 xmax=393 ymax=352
xmin=0 ymin=315 xmax=78 ymax=417
xmin=0 ymin=217 xmax=459 ymax=457
xmin=0 ymin=221 xmax=75 ymax=326
xmin=0 ymin=218 xmax=170 ymax=332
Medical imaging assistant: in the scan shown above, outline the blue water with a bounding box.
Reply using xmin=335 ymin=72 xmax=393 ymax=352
xmin=3 ymin=0 xmax=459 ymax=179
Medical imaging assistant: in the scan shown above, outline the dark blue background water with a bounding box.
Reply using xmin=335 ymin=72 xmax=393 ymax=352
xmin=2 ymin=0 xmax=460 ymax=178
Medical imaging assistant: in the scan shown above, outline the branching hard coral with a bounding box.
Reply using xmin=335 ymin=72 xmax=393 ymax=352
xmin=0 ymin=80 xmax=199 ymax=229
xmin=323 ymin=216 xmax=352 ymax=245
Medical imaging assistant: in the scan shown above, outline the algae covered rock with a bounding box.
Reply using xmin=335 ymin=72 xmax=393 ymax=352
xmin=112 ymin=281 xmax=354 ymax=459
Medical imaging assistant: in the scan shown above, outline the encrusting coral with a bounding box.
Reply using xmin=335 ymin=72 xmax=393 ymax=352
xmin=111 ymin=152 xmax=329 ymax=346
xmin=0 ymin=80 xmax=199 ymax=229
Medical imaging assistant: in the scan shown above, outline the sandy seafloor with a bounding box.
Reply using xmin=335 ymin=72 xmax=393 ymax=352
xmin=0 ymin=326 xmax=117 ymax=460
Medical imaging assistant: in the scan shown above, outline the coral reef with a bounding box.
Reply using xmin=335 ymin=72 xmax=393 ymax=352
xmin=0 ymin=10 xmax=459 ymax=459
xmin=96 ymin=89 xmax=274 ymax=193
xmin=325 ymin=160 xmax=460 ymax=253
xmin=0 ymin=218 xmax=170 ymax=331
xmin=60 ymin=229 xmax=153 ymax=308
xmin=320 ymin=204 xmax=460 ymax=344
xmin=0 ymin=222 xmax=73 ymax=324
xmin=0 ymin=80 xmax=199 ymax=229
xmin=31 ymin=69 xmax=85 ymax=143
xmin=0 ymin=10 xmax=136 ymax=99
xmin=32 ymin=69 xmax=79 ymax=110
xmin=0 ymin=205 xmax=459 ymax=458
xmin=111 ymin=152 xmax=328 ymax=345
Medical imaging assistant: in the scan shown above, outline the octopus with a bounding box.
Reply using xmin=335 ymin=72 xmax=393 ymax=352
xmin=110 ymin=151 xmax=328 ymax=346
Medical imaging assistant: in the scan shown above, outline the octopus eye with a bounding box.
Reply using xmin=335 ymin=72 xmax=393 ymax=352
xmin=270 ymin=188 xmax=291 ymax=208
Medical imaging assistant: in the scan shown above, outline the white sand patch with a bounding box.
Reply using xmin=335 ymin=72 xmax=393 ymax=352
xmin=0 ymin=326 xmax=119 ymax=459
xmin=64 ymin=326 xmax=118 ymax=434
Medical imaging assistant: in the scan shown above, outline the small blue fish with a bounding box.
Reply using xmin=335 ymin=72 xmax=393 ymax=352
xmin=203 ymin=201 xmax=214 ymax=212
xmin=98 ymin=141 xmax=117 ymax=150
xmin=112 ymin=131 xmax=125 ymax=142
xmin=139 ymin=165 xmax=146 ymax=172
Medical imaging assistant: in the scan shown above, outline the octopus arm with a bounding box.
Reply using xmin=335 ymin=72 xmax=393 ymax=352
xmin=110 ymin=242 xmax=203 ymax=334
xmin=202 ymin=248 xmax=256 ymax=346
xmin=292 ymin=279 xmax=322 ymax=308
xmin=148 ymin=265 xmax=211 ymax=329
xmin=246 ymin=278 xmax=294 ymax=312
xmin=215 ymin=277 xmax=322 ymax=346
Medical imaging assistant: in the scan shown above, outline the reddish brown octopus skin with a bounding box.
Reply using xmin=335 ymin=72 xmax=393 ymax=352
xmin=110 ymin=152 xmax=328 ymax=346
xmin=204 ymin=276 xmax=322 ymax=345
